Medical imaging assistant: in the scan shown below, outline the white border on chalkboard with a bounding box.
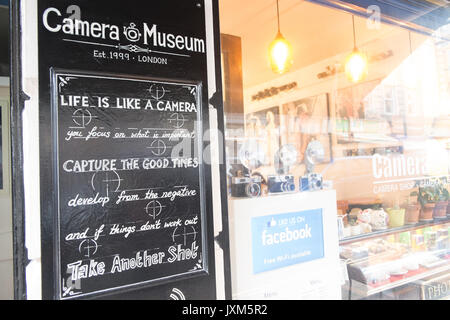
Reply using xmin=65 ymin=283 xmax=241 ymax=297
xmin=51 ymin=69 xmax=209 ymax=300
xmin=0 ymin=77 xmax=9 ymax=87
xmin=0 ymin=98 xmax=10 ymax=194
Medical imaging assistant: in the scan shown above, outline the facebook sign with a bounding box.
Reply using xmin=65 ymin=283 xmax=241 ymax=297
xmin=251 ymin=209 xmax=324 ymax=274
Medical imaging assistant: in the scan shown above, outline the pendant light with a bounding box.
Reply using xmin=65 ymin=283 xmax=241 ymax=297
xmin=345 ymin=15 xmax=368 ymax=83
xmin=269 ymin=0 xmax=293 ymax=74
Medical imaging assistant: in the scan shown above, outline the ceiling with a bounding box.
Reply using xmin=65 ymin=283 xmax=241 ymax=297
xmin=219 ymin=0 xmax=402 ymax=88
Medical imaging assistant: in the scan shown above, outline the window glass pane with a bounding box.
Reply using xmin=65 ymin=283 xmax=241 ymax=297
xmin=220 ymin=0 xmax=450 ymax=300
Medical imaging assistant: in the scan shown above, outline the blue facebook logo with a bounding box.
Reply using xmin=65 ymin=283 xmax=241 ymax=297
xmin=251 ymin=209 xmax=324 ymax=274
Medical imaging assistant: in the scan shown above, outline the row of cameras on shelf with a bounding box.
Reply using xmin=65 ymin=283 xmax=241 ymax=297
xmin=231 ymin=173 xmax=324 ymax=198
xmin=230 ymin=140 xmax=325 ymax=198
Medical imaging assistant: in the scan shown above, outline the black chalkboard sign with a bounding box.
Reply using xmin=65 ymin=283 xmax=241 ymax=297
xmin=22 ymin=0 xmax=230 ymax=300
xmin=51 ymin=70 xmax=208 ymax=299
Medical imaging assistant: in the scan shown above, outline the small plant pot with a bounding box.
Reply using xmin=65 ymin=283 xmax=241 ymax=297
xmin=387 ymin=208 xmax=405 ymax=228
xmin=420 ymin=203 xmax=435 ymax=222
xmin=433 ymin=201 xmax=448 ymax=219
xmin=405 ymin=204 xmax=420 ymax=225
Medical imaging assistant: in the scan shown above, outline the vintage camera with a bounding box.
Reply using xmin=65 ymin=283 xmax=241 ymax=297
xmin=300 ymin=173 xmax=323 ymax=192
xmin=267 ymin=175 xmax=296 ymax=194
xmin=300 ymin=140 xmax=325 ymax=192
xmin=231 ymin=175 xmax=262 ymax=198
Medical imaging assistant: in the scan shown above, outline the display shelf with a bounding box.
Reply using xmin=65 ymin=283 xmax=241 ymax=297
xmin=349 ymin=261 xmax=450 ymax=299
xmin=340 ymin=216 xmax=450 ymax=245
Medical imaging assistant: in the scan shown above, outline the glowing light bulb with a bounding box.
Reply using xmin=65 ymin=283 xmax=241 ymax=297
xmin=269 ymin=33 xmax=293 ymax=74
xmin=345 ymin=48 xmax=368 ymax=83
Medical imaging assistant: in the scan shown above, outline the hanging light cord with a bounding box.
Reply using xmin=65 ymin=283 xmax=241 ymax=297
xmin=352 ymin=15 xmax=357 ymax=50
xmin=276 ymin=0 xmax=281 ymax=34
xmin=408 ymin=31 xmax=412 ymax=54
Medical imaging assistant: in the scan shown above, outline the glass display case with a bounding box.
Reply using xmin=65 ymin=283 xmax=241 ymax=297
xmin=340 ymin=219 xmax=450 ymax=299
xmin=337 ymin=177 xmax=450 ymax=299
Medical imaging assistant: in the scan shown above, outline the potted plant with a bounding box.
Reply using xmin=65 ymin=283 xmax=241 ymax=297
xmin=417 ymin=186 xmax=439 ymax=222
xmin=439 ymin=183 xmax=450 ymax=217
xmin=405 ymin=191 xmax=421 ymax=225
xmin=434 ymin=183 xmax=449 ymax=219
xmin=387 ymin=198 xmax=405 ymax=228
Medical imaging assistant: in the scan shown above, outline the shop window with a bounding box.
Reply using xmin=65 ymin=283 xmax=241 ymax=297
xmin=220 ymin=0 xmax=450 ymax=300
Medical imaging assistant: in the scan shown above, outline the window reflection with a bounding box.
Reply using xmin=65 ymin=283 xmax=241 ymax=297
xmin=220 ymin=0 xmax=449 ymax=300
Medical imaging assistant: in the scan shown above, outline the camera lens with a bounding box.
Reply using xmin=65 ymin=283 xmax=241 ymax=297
xmin=287 ymin=183 xmax=295 ymax=192
xmin=246 ymin=183 xmax=261 ymax=197
xmin=281 ymin=182 xmax=295 ymax=193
